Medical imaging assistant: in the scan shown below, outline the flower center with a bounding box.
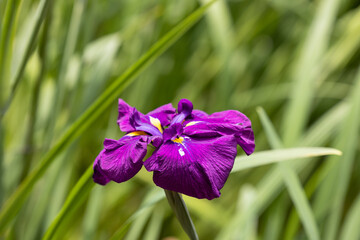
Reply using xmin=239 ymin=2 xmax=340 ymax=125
xmin=172 ymin=136 xmax=184 ymax=144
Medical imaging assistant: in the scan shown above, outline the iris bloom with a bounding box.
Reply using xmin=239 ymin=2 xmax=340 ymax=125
xmin=93 ymin=99 xmax=255 ymax=200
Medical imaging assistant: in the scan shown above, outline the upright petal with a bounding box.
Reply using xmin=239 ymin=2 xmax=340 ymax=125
xmin=130 ymin=110 xmax=163 ymax=136
xmin=117 ymin=99 xmax=136 ymax=132
xmin=144 ymin=135 xmax=237 ymax=200
xmin=94 ymin=136 xmax=148 ymax=184
xmin=146 ymin=103 xmax=176 ymax=126
xmin=171 ymin=99 xmax=193 ymax=124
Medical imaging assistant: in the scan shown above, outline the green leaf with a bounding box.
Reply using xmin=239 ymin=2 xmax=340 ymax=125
xmin=231 ymin=147 xmax=341 ymax=173
xmin=338 ymin=193 xmax=360 ymax=240
xmin=42 ymin=166 xmax=94 ymax=240
xmin=0 ymin=0 xmax=217 ymax=234
xmin=248 ymin=100 xmax=349 ymax=229
xmin=282 ymin=0 xmax=341 ymax=145
xmin=143 ymin=206 xmax=164 ymax=240
xmin=110 ymin=189 xmax=164 ymax=240
xmin=164 ymin=190 xmax=199 ymax=240
xmin=1 ymin=0 xmax=52 ymax=117
xmin=257 ymin=107 xmax=321 ymax=240
xmin=323 ymin=66 xmax=360 ymax=240
xmin=215 ymin=186 xmax=258 ymax=240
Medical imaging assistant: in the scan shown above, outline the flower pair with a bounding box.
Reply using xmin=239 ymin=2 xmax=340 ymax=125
xmin=93 ymin=99 xmax=255 ymax=200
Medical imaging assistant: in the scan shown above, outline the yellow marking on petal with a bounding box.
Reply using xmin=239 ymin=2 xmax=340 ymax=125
xmin=126 ymin=131 xmax=147 ymax=136
xmin=172 ymin=137 xmax=184 ymax=144
xmin=150 ymin=116 xmax=163 ymax=133
xmin=185 ymin=121 xmax=200 ymax=127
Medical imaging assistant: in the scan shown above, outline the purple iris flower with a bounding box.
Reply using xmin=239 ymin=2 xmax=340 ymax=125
xmin=93 ymin=99 xmax=255 ymax=200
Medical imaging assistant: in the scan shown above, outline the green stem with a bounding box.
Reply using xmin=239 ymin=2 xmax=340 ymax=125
xmin=164 ymin=190 xmax=198 ymax=240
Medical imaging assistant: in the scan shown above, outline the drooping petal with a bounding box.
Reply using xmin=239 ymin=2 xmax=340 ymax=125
xmin=144 ymin=135 xmax=237 ymax=200
xmin=146 ymin=103 xmax=176 ymax=126
xmin=95 ymin=136 xmax=148 ymax=184
xmin=93 ymin=149 xmax=110 ymax=185
xmin=235 ymin=128 xmax=255 ymax=155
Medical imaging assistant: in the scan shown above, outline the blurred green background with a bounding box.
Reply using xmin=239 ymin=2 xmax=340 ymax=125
xmin=1 ymin=0 xmax=360 ymax=239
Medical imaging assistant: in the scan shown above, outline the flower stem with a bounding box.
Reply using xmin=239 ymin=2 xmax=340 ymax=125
xmin=164 ymin=190 xmax=199 ymax=240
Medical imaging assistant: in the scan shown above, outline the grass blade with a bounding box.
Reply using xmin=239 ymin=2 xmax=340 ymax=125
xmin=143 ymin=206 xmax=164 ymax=240
xmin=338 ymin=193 xmax=360 ymax=240
xmin=257 ymin=107 xmax=321 ymax=240
xmin=0 ymin=0 xmax=217 ymax=234
xmin=323 ymin=66 xmax=360 ymax=240
xmin=42 ymin=166 xmax=94 ymax=240
xmin=246 ymin=100 xmax=349 ymax=229
xmin=231 ymin=147 xmax=341 ymax=173
xmin=110 ymin=189 xmax=164 ymax=240
xmin=282 ymin=0 xmax=341 ymax=145
xmin=124 ymin=205 xmax=153 ymax=240
xmin=0 ymin=0 xmax=20 ymax=105
xmin=1 ymin=0 xmax=52 ymax=118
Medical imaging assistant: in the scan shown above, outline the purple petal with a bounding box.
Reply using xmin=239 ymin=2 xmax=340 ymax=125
xmin=144 ymin=135 xmax=237 ymax=200
xmin=130 ymin=109 xmax=162 ymax=136
xmin=171 ymin=99 xmax=194 ymax=124
xmin=192 ymin=109 xmax=208 ymax=118
xmin=146 ymin=103 xmax=176 ymax=126
xmin=94 ymin=136 xmax=148 ymax=184
xmin=207 ymin=110 xmax=252 ymax=127
xmin=117 ymin=99 xmax=137 ymax=132
xmin=183 ymin=110 xmax=255 ymax=155
xmin=93 ymin=149 xmax=111 ymax=185
xmin=163 ymin=123 xmax=183 ymax=142
xmin=235 ymin=128 xmax=255 ymax=155
xmin=178 ymin=99 xmax=193 ymax=115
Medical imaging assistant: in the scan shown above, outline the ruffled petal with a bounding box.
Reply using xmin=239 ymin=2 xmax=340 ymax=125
xmin=207 ymin=110 xmax=252 ymax=127
xmin=94 ymin=136 xmax=148 ymax=184
xmin=144 ymin=135 xmax=237 ymax=200
xmin=183 ymin=110 xmax=255 ymax=155
xmin=146 ymin=103 xmax=176 ymax=126
xmin=192 ymin=109 xmax=208 ymax=118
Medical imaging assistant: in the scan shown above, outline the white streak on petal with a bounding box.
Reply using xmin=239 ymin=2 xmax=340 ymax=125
xmin=179 ymin=148 xmax=185 ymax=156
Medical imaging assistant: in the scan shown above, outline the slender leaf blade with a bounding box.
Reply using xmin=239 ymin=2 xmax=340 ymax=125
xmin=257 ymin=107 xmax=321 ymax=240
xmin=231 ymin=147 xmax=341 ymax=173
